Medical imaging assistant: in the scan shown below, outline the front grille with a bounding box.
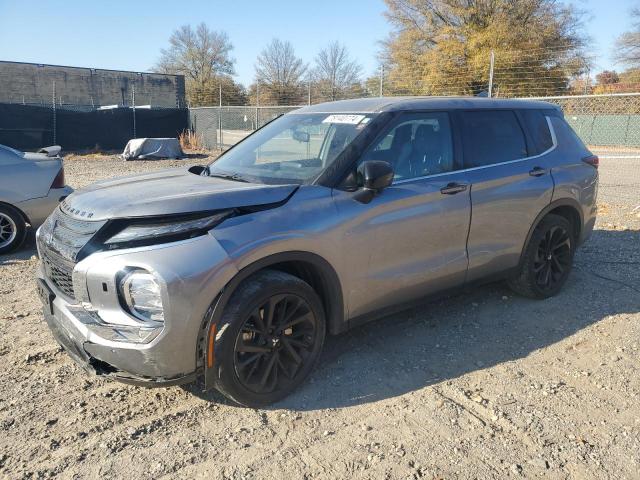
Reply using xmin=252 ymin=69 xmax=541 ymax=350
xmin=37 ymin=207 xmax=106 ymax=300
xmin=41 ymin=250 xmax=76 ymax=299
xmin=46 ymin=209 xmax=105 ymax=262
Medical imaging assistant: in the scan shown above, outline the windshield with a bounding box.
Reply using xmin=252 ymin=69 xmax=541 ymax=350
xmin=208 ymin=112 xmax=377 ymax=184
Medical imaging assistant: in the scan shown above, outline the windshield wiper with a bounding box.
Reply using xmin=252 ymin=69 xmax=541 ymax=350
xmin=208 ymin=171 xmax=250 ymax=183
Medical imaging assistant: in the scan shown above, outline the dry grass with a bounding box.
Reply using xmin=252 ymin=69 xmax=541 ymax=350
xmin=178 ymin=129 xmax=205 ymax=151
xmin=63 ymin=148 xmax=121 ymax=160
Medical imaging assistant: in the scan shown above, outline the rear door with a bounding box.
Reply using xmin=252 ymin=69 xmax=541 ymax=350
xmin=458 ymin=109 xmax=555 ymax=282
xmin=335 ymin=111 xmax=472 ymax=318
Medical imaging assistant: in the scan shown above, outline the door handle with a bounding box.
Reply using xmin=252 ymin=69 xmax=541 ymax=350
xmin=440 ymin=182 xmax=468 ymax=195
xmin=529 ymin=166 xmax=547 ymax=177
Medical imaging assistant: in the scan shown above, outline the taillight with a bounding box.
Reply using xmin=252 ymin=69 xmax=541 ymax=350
xmin=50 ymin=167 xmax=65 ymax=189
xmin=582 ymin=155 xmax=599 ymax=169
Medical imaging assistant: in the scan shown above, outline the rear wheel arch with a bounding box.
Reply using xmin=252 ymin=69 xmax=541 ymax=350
xmin=509 ymin=213 xmax=576 ymax=298
xmin=0 ymin=201 xmax=30 ymax=225
xmin=0 ymin=202 xmax=28 ymax=253
xmin=520 ymin=199 xmax=583 ymax=266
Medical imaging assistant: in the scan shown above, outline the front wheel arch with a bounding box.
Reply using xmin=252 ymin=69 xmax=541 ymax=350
xmin=200 ymin=251 xmax=345 ymax=390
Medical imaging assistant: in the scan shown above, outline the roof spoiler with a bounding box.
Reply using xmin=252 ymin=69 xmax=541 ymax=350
xmin=37 ymin=145 xmax=62 ymax=157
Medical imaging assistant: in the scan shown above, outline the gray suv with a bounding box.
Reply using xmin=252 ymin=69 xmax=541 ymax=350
xmin=36 ymin=97 xmax=598 ymax=406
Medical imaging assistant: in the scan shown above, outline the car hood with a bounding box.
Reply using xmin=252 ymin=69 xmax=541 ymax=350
xmin=59 ymin=167 xmax=298 ymax=221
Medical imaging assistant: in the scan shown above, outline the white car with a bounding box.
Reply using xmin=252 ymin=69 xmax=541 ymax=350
xmin=0 ymin=144 xmax=73 ymax=253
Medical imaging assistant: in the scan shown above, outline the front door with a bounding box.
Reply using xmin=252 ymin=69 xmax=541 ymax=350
xmin=334 ymin=111 xmax=471 ymax=319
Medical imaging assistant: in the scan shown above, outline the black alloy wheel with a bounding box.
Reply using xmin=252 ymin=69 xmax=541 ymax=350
xmin=234 ymin=293 xmax=319 ymax=394
xmin=533 ymin=225 xmax=573 ymax=292
xmin=212 ymin=270 xmax=325 ymax=407
xmin=508 ymin=214 xmax=576 ymax=299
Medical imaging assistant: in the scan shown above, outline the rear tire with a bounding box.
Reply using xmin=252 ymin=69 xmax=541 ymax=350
xmin=212 ymin=270 xmax=326 ymax=407
xmin=508 ymin=214 xmax=576 ymax=299
xmin=0 ymin=205 xmax=27 ymax=254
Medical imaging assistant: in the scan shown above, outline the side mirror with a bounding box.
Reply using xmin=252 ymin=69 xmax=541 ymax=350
xmin=188 ymin=165 xmax=207 ymax=175
xmin=353 ymin=160 xmax=394 ymax=203
xmin=292 ymin=129 xmax=310 ymax=143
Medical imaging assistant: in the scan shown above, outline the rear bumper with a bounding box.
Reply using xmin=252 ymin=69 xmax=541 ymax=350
xmin=17 ymin=186 xmax=73 ymax=228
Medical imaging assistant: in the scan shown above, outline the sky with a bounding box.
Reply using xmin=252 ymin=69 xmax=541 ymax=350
xmin=0 ymin=0 xmax=637 ymax=85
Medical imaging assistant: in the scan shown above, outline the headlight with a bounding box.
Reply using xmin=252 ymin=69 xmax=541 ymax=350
xmin=105 ymin=211 xmax=232 ymax=245
xmin=119 ymin=270 xmax=164 ymax=324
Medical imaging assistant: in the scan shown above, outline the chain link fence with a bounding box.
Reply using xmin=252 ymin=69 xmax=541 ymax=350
xmin=189 ymin=106 xmax=303 ymax=149
xmin=529 ymin=93 xmax=640 ymax=149
xmin=188 ymin=93 xmax=640 ymax=152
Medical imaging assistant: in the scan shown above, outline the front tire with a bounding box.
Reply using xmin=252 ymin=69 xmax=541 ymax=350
xmin=0 ymin=205 xmax=27 ymax=254
xmin=213 ymin=270 xmax=326 ymax=407
xmin=508 ymin=214 xmax=576 ymax=299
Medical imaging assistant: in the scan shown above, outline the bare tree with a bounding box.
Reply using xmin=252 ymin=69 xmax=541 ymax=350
xmin=614 ymin=8 xmax=640 ymax=68
xmin=255 ymin=39 xmax=307 ymax=104
xmin=154 ymin=23 xmax=242 ymax=106
xmin=312 ymin=42 xmax=363 ymax=101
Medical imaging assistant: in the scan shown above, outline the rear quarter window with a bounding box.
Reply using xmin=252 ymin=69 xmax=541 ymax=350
xmin=521 ymin=110 xmax=553 ymax=154
xmin=549 ymin=116 xmax=590 ymax=154
xmin=460 ymin=110 xmax=528 ymax=167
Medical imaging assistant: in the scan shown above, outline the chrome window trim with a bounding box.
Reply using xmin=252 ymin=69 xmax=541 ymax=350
xmin=392 ymin=115 xmax=558 ymax=185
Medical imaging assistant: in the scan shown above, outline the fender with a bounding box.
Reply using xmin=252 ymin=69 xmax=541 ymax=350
xmin=518 ymin=197 xmax=584 ymax=267
xmin=201 ymin=251 xmax=345 ymax=390
xmin=0 ymin=201 xmax=30 ymax=224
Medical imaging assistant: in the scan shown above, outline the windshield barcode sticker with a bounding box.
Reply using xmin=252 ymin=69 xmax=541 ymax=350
xmin=322 ymin=114 xmax=366 ymax=124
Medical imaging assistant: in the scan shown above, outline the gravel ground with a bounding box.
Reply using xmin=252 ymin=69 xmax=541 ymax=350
xmin=0 ymin=154 xmax=639 ymax=479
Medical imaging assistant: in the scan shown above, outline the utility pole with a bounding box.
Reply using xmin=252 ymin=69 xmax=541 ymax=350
xmin=52 ymin=81 xmax=56 ymax=145
xmin=255 ymin=82 xmax=260 ymax=130
xmin=584 ymin=70 xmax=590 ymax=95
xmin=379 ymin=65 xmax=384 ymax=97
xmin=132 ymin=84 xmax=136 ymax=138
xmin=218 ymin=84 xmax=223 ymax=149
xmin=307 ymin=82 xmax=311 ymax=106
xmin=488 ymin=50 xmax=495 ymax=98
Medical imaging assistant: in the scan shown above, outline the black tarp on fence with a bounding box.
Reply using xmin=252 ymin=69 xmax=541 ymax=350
xmin=0 ymin=103 xmax=188 ymax=151
xmin=0 ymin=104 xmax=53 ymax=150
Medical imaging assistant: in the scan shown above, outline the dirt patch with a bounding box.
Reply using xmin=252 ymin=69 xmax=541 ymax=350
xmin=0 ymin=155 xmax=638 ymax=479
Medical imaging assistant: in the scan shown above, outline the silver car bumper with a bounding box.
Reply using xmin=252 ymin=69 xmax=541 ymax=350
xmin=36 ymin=233 xmax=239 ymax=385
xmin=17 ymin=186 xmax=74 ymax=229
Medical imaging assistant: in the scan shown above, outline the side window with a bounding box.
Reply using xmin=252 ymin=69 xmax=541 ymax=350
xmin=521 ymin=110 xmax=553 ymax=154
xmin=460 ymin=110 xmax=527 ymax=167
xmin=361 ymin=112 xmax=455 ymax=181
xmin=549 ymin=116 xmax=589 ymax=153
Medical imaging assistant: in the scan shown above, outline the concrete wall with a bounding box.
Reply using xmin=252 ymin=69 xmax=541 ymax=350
xmin=0 ymin=61 xmax=186 ymax=107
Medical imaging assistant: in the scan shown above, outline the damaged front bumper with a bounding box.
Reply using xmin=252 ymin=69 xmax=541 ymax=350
xmin=39 ymin=280 xmax=196 ymax=386
xmin=36 ymin=233 xmax=238 ymax=386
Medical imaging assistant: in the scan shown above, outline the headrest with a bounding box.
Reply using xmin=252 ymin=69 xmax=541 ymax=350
xmin=414 ymin=123 xmax=439 ymax=145
xmin=391 ymin=123 xmax=413 ymax=149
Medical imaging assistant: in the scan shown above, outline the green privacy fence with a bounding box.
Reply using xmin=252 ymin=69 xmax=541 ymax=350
xmin=565 ymin=114 xmax=640 ymax=147
xmin=534 ymin=93 xmax=640 ymax=148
